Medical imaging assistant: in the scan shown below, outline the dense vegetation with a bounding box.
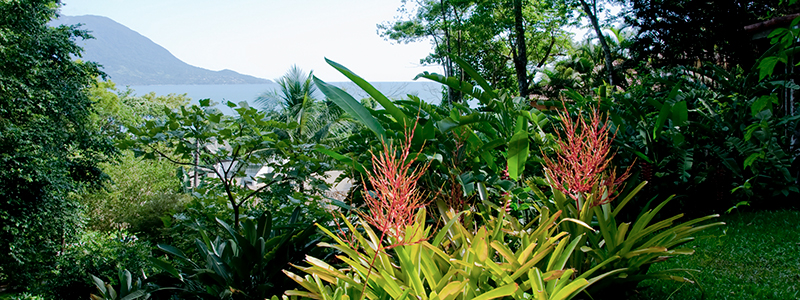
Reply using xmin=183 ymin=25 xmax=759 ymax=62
xmin=1 ymin=0 xmax=798 ymax=299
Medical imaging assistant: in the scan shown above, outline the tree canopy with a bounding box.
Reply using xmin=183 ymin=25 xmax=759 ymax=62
xmin=0 ymin=0 xmax=116 ymax=286
xmin=624 ymin=0 xmax=799 ymax=68
xmin=379 ymin=0 xmax=575 ymax=98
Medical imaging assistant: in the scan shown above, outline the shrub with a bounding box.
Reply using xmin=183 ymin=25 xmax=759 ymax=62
xmin=44 ymin=230 xmax=153 ymax=300
xmin=285 ymin=127 xmax=615 ymax=300
xmin=5 ymin=293 xmax=45 ymax=300
xmin=150 ymin=210 xmax=324 ymax=300
xmin=535 ymin=104 xmax=724 ymax=298
xmin=80 ymin=151 xmax=189 ymax=242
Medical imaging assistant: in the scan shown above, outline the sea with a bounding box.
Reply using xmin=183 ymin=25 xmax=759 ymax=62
xmin=128 ymin=82 xmax=446 ymax=114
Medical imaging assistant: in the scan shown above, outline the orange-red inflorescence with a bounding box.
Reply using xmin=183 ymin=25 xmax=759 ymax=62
xmin=361 ymin=125 xmax=430 ymax=241
xmin=543 ymin=106 xmax=632 ymax=209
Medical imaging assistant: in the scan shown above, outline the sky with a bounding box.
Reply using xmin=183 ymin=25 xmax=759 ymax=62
xmin=58 ymin=0 xmax=441 ymax=82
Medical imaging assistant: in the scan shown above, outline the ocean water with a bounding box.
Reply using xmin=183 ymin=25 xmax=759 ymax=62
xmin=128 ymin=81 xmax=445 ymax=114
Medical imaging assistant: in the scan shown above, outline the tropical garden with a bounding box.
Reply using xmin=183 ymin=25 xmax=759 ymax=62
xmin=1 ymin=0 xmax=799 ymax=299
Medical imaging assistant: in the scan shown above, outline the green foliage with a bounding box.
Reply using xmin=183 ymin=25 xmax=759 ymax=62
xmin=533 ymin=103 xmax=724 ymax=297
xmin=90 ymin=269 xmax=150 ymax=300
xmin=80 ymin=150 xmax=189 ymax=240
xmin=316 ymin=58 xmax=554 ymax=216
xmin=537 ymin=182 xmax=724 ymax=297
xmin=286 ymin=206 xmax=612 ymax=300
xmin=81 ymin=80 xmax=191 ymax=241
xmin=89 ymin=80 xmax=190 ymax=140
xmin=625 ymin=0 xmax=792 ymax=68
xmin=0 ymin=0 xmax=116 ymax=288
xmin=46 ymin=230 xmax=153 ymax=299
xmin=379 ymin=0 xmax=575 ymax=95
xmin=150 ymin=210 xmax=323 ymax=300
xmin=600 ymin=61 xmax=799 ymax=213
xmin=123 ymin=99 xmax=331 ymax=227
xmin=256 ymin=65 xmax=358 ymax=146
xmin=3 ymin=293 xmax=45 ymax=300
xmin=535 ymin=27 xmax=636 ymax=95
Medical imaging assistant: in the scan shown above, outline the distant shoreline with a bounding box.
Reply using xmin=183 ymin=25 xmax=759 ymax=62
xmin=128 ymin=82 xmax=445 ymax=114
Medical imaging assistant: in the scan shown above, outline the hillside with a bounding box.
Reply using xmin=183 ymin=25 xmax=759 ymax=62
xmin=52 ymin=15 xmax=270 ymax=85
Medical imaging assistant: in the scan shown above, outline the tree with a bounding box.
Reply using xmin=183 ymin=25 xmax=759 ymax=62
xmin=379 ymin=0 xmax=573 ymax=98
xmin=535 ymin=26 xmax=635 ymax=95
xmin=575 ymin=0 xmax=615 ymax=85
xmin=258 ymin=65 xmax=327 ymax=142
xmin=123 ymin=100 xmax=330 ymax=228
xmin=81 ymin=81 xmax=191 ymax=240
xmin=623 ymin=0 xmax=793 ymax=68
xmin=0 ymin=0 xmax=116 ymax=288
xmin=256 ymin=65 xmax=359 ymax=146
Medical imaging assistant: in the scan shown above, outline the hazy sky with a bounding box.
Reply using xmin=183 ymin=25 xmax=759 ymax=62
xmin=59 ymin=0 xmax=440 ymax=82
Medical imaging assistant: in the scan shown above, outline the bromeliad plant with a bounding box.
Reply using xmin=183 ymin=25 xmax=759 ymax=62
xmin=313 ymin=57 xmax=554 ymax=216
xmin=358 ymin=124 xmax=429 ymax=242
xmin=534 ymin=104 xmax=725 ymax=296
xmin=149 ymin=210 xmax=322 ymax=300
xmin=90 ymin=269 xmax=150 ymax=300
xmin=284 ymin=126 xmax=619 ymax=300
xmin=285 ymin=206 xmax=612 ymax=300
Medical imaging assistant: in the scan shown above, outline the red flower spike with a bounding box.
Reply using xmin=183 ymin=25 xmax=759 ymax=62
xmin=360 ymin=122 xmax=431 ymax=242
xmin=543 ymin=105 xmax=632 ymax=209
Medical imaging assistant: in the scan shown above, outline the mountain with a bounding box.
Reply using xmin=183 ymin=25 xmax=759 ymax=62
xmin=51 ymin=15 xmax=270 ymax=85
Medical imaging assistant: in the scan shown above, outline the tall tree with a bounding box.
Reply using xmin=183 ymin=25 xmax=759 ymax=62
xmin=623 ymin=0 xmax=792 ymax=68
xmin=0 ymin=0 xmax=116 ymax=288
xmin=511 ymin=0 xmax=530 ymax=96
xmin=379 ymin=0 xmax=573 ymax=98
xmin=576 ymin=0 xmax=615 ymax=85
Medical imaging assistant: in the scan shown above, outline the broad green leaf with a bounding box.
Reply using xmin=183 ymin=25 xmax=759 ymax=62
xmin=314 ymin=76 xmax=385 ymax=140
xmin=452 ymin=56 xmax=499 ymax=100
xmin=671 ymin=101 xmax=688 ymax=127
xmin=120 ymin=290 xmax=146 ymax=300
xmin=415 ymin=72 xmax=494 ymax=106
xmin=471 ymin=283 xmax=518 ymax=300
xmin=314 ymin=145 xmax=367 ymax=174
xmin=550 ymin=279 xmax=589 ymax=300
xmin=324 ymin=58 xmax=413 ymax=127
xmin=622 ymin=247 xmax=668 ymax=259
xmin=751 ymin=95 xmax=776 ymax=117
xmin=506 ymin=117 xmax=529 ymax=181
xmin=653 ymin=102 xmax=672 ymax=139
xmin=438 ymin=281 xmax=468 ymax=300
xmin=90 ymin=274 xmax=107 ymax=295
xmin=149 ymin=258 xmax=181 ymax=278
xmin=157 ymin=244 xmax=197 ymax=267
xmin=759 ymin=56 xmax=779 ymax=80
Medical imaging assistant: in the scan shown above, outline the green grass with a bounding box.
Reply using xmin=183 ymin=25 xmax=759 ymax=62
xmin=631 ymin=209 xmax=800 ymax=300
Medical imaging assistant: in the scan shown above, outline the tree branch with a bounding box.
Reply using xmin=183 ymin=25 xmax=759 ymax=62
xmin=148 ymin=145 xmax=196 ymax=167
xmin=239 ymin=175 xmax=298 ymax=207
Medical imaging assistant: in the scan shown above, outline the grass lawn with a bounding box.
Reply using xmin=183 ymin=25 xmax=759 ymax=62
xmin=631 ymin=209 xmax=800 ymax=300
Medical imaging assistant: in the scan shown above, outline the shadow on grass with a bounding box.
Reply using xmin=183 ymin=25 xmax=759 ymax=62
xmin=630 ymin=210 xmax=800 ymax=300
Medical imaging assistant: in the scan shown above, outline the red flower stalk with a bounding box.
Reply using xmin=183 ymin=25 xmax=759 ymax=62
xmin=360 ymin=124 xmax=430 ymax=241
xmin=543 ymin=106 xmax=632 ymax=209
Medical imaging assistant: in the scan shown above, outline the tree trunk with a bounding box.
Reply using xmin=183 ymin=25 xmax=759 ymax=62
xmin=441 ymin=0 xmax=459 ymax=104
xmin=194 ymin=139 xmax=200 ymax=188
xmin=536 ymin=36 xmax=557 ymax=68
xmin=579 ymin=0 xmax=614 ymax=86
xmin=512 ymin=0 xmax=529 ymax=97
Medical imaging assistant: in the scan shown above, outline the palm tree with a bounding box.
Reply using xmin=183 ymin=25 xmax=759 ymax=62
xmin=257 ymin=65 xmax=360 ymax=146
xmin=256 ymin=65 xmax=322 ymax=141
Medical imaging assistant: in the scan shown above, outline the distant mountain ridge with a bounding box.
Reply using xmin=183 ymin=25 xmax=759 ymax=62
xmin=51 ymin=15 xmax=270 ymax=85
